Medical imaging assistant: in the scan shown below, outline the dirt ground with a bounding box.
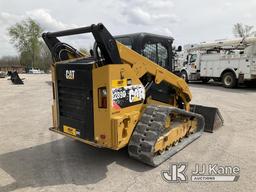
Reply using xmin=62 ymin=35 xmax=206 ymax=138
xmin=0 ymin=74 xmax=255 ymax=192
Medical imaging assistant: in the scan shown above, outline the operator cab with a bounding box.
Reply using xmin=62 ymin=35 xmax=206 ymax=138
xmin=115 ymin=33 xmax=178 ymax=105
xmin=115 ymin=33 xmax=174 ymax=72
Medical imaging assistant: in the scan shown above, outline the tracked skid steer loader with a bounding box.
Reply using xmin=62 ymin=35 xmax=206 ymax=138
xmin=42 ymin=23 xmax=223 ymax=166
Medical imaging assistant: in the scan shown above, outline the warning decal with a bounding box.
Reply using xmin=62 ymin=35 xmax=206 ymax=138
xmin=112 ymin=79 xmax=127 ymax=88
xmin=112 ymin=84 xmax=145 ymax=109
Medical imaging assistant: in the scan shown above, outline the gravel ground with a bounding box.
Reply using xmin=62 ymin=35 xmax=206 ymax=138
xmin=0 ymin=74 xmax=255 ymax=192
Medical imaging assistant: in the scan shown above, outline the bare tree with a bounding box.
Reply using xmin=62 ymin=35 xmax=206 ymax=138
xmin=233 ymin=23 xmax=256 ymax=38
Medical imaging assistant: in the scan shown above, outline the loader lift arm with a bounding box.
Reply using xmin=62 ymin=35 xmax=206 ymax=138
xmin=116 ymin=42 xmax=192 ymax=109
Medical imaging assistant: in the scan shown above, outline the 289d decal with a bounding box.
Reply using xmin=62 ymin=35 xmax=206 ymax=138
xmin=112 ymin=84 xmax=145 ymax=109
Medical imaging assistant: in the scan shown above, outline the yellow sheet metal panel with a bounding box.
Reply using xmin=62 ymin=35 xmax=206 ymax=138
xmin=111 ymin=111 xmax=140 ymax=149
xmin=51 ymin=65 xmax=59 ymax=129
xmin=93 ymin=64 xmax=144 ymax=149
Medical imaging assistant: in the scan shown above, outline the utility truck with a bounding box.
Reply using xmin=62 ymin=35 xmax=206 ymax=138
xmin=176 ymin=37 xmax=256 ymax=88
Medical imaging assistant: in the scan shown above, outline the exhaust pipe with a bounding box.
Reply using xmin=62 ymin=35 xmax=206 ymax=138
xmin=190 ymin=104 xmax=224 ymax=133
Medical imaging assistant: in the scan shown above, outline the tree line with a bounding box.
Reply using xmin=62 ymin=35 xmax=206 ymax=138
xmin=0 ymin=18 xmax=52 ymax=72
xmin=0 ymin=19 xmax=255 ymax=72
xmin=233 ymin=23 xmax=256 ymax=38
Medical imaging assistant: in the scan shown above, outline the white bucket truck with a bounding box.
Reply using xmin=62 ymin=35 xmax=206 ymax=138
xmin=177 ymin=37 xmax=256 ymax=88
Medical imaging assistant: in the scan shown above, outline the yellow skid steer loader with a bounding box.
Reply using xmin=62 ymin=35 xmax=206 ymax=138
xmin=42 ymin=23 xmax=223 ymax=166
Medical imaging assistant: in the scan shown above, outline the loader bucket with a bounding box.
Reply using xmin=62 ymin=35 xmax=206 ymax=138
xmin=190 ymin=104 xmax=224 ymax=133
xmin=10 ymin=71 xmax=24 ymax=85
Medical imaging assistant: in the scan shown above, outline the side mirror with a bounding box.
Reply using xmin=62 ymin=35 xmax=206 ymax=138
xmin=90 ymin=49 xmax=94 ymax=57
xmin=177 ymin=45 xmax=182 ymax=52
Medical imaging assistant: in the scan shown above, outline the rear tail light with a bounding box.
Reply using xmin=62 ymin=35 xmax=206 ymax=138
xmin=98 ymin=87 xmax=107 ymax=108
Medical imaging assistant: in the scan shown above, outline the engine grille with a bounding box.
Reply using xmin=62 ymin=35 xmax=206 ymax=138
xmin=58 ymin=81 xmax=88 ymax=122
xmin=56 ymin=60 xmax=94 ymax=141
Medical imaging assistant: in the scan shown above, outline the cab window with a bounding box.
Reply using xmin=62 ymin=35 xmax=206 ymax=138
xmin=157 ymin=43 xmax=168 ymax=67
xmin=189 ymin=54 xmax=197 ymax=63
xmin=142 ymin=43 xmax=157 ymax=63
xmin=142 ymin=42 xmax=168 ymax=67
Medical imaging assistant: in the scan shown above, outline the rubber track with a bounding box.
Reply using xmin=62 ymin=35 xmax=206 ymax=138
xmin=128 ymin=105 xmax=205 ymax=166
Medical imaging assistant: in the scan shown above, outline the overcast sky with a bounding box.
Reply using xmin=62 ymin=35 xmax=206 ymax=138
xmin=0 ymin=0 xmax=256 ymax=57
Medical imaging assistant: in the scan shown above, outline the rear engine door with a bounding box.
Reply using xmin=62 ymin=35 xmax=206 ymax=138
xmin=56 ymin=61 xmax=94 ymax=141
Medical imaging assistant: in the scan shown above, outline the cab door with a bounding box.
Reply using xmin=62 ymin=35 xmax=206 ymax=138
xmin=187 ymin=54 xmax=198 ymax=74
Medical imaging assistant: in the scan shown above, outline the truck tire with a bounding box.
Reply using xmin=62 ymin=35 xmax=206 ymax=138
xmin=180 ymin=70 xmax=188 ymax=82
xmin=201 ymin=77 xmax=209 ymax=84
xmin=222 ymin=72 xmax=237 ymax=88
